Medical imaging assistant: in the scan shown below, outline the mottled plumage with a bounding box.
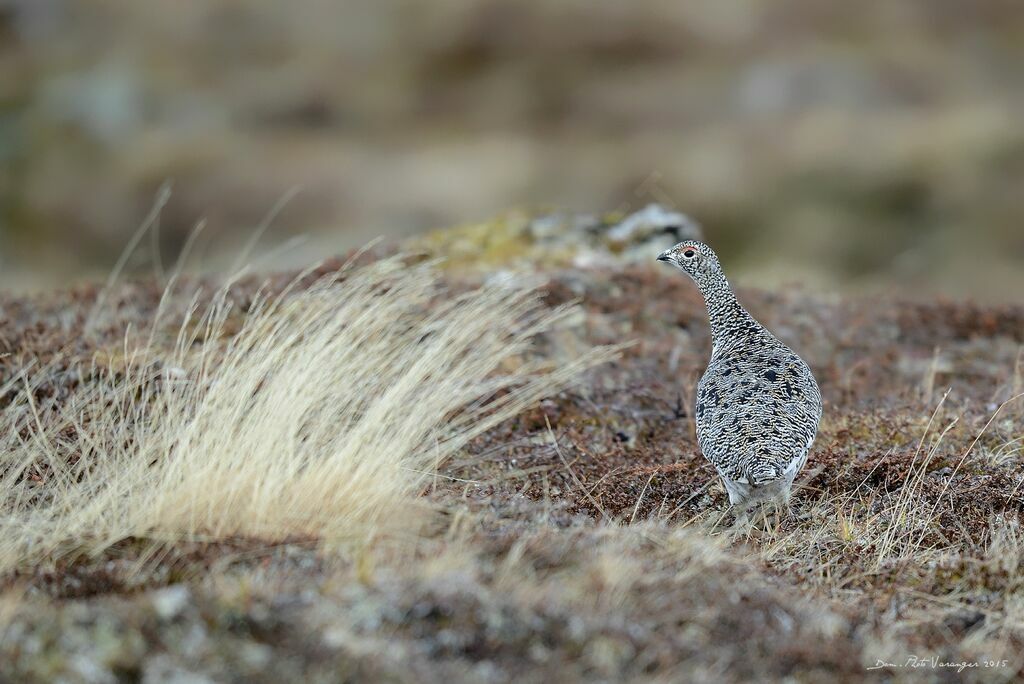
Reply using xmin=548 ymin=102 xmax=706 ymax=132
xmin=657 ymin=239 xmax=822 ymax=507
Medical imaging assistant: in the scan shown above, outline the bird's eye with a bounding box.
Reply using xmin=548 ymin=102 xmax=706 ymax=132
xmin=683 ymin=249 xmax=697 ymax=259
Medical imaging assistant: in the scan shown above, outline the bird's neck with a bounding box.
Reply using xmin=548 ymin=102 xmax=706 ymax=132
xmin=698 ymin=275 xmax=756 ymax=351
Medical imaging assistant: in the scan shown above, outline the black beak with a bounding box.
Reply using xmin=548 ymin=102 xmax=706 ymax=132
xmin=656 ymin=252 xmax=672 ymax=263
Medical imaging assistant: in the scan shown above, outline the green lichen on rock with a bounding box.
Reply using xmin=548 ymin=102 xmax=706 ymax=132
xmin=412 ymin=204 xmax=702 ymax=271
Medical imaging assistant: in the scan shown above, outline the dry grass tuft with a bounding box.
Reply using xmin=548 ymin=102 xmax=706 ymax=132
xmin=0 ymin=257 xmax=613 ymax=574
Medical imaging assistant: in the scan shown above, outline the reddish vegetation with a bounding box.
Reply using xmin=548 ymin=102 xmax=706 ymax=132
xmin=1 ymin=254 xmax=1022 ymax=681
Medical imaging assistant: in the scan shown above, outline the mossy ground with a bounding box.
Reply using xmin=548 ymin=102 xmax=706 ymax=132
xmin=1 ymin=244 xmax=1022 ymax=682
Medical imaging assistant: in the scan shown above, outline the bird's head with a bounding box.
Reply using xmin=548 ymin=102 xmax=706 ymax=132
xmin=656 ymin=239 xmax=723 ymax=288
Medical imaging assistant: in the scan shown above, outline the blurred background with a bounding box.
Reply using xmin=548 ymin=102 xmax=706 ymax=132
xmin=1 ymin=0 xmax=1022 ymax=298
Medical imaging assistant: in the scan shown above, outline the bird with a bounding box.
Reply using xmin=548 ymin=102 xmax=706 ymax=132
xmin=657 ymin=239 xmax=822 ymax=511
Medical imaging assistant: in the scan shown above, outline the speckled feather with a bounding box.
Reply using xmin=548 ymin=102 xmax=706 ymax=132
xmin=658 ymin=239 xmax=822 ymax=506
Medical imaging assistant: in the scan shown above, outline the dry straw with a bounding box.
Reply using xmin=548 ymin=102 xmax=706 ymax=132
xmin=0 ymin=256 xmax=614 ymax=573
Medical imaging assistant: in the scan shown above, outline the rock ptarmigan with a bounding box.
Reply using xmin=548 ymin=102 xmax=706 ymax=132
xmin=657 ymin=239 xmax=822 ymax=508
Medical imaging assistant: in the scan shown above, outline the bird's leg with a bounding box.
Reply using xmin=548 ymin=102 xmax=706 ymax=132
xmin=728 ymin=500 xmax=766 ymax=536
xmin=730 ymin=507 xmax=751 ymax=531
xmin=707 ymin=503 xmax=735 ymax=532
xmin=766 ymin=501 xmax=785 ymax=536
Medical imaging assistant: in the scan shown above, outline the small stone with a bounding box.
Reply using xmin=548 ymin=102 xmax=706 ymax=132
xmin=151 ymin=585 xmax=191 ymax=620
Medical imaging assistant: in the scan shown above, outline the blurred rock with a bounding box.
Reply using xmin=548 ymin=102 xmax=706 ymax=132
xmin=413 ymin=203 xmax=702 ymax=271
xmin=601 ymin=203 xmax=702 ymax=258
xmin=533 ymin=202 xmax=702 ymax=266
